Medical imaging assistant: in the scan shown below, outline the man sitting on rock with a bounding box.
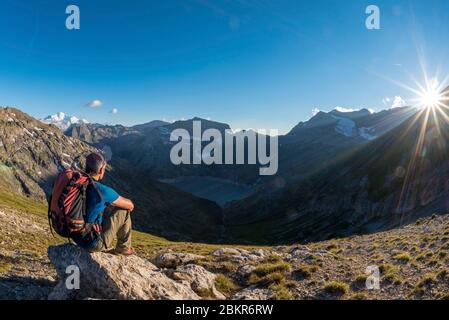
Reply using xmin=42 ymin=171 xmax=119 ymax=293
xmin=72 ymin=152 xmax=135 ymax=255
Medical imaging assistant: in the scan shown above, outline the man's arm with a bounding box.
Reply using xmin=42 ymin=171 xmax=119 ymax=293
xmin=112 ymin=196 xmax=134 ymax=212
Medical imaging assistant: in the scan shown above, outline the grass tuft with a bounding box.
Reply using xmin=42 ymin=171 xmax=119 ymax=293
xmin=392 ymin=252 xmax=411 ymax=263
xmin=323 ymin=281 xmax=348 ymax=296
xmin=253 ymin=261 xmax=291 ymax=277
xmin=215 ymin=274 xmax=237 ymax=296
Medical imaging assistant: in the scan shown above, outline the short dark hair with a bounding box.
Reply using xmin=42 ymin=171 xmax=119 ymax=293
xmin=85 ymin=152 xmax=106 ymax=174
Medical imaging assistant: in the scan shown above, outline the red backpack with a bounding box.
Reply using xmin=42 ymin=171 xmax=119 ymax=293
xmin=48 ymin=168 xmax=102 ymax=238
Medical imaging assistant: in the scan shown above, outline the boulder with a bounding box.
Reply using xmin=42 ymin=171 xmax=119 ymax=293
xmin=229 ymin=255 xmax=246 ymax=263
xmin=232 ymin=286 xmax=275 ymax=300
xmin=47 ymin=244 xmax=200 ymax=300
xmin=236 ymin=265 xmax=256 ymax=278
xmin=251 ymin=249 xmax=269 ymax=257
xmin=290 ymin=249 xmax=311 ymax=259
xmin=168 ymin=264 xmax=226 ymax=299
xmin=152 ymin=252 xmax=205 ymax=268
xmin=212 ymin=248 xmax=265 ymax=263
xmin=212 ymin=248 xmax=242 ymax=256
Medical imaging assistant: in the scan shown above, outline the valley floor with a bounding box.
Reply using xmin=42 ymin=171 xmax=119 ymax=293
xmin=0 ymin=191 xmax=448 ymax=300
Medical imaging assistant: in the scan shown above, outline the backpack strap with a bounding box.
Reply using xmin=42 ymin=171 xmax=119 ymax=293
xmin=85 ymin=177 xmax=105 ymax=225
xmin=90 ymin=179 xmax=104 ymax=204
xmin=47 ymin=180 xmax=57 ymax=238
xmin=75 ymin=168 xmax=103 ymax=197
xmin=47 ymin=193 xmax=56 ymax=238
xmin=80 ymin=182 xmax=88 ymax=223
xmin=80 ymin=170 xmax=105 ymax=225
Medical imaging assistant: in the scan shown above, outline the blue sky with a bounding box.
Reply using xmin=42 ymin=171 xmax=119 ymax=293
xmin=1 ymin=0 xmax=449 ymax=133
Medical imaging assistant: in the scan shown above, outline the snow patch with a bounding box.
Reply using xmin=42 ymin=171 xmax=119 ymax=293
xmin=334 ymin=107 xmax=360 ymax=113
xmin=330 ymin=115 xmax=378 ymax=140
xmin=41 ymin=112 xmax=89 ymax=131
xmin=331 ymin=115 xmax=357 ymax=137
xmin=359 ymin=127 xmax=377 ymax=141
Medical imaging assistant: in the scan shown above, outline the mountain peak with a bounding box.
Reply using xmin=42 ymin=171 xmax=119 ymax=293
xmin=51 ymin=112 xmax=66 ymax=122
xmin=168 ymin=117 xmax=231 ymax=132
xmin=330 ymin=108 xmax=372 ymax=119
xmin=287 ymin=105 xmax=416 ymax=141
xmin=131 ymin=120 xmax=169 ymax=131
xmin=41 ymin=112 xmax=89 ymax=131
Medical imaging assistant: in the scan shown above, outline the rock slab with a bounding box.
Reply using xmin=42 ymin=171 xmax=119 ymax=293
xmin=48 ymin=244 xmax=200 ymax=300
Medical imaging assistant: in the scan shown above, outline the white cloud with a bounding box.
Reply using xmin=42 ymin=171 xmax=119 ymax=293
xmin=311 ymin=108 xmax=320 ymax=116
xmin=382 ymin=96 xmax=406 ymax=109
xmin=391 ymin=96 xmax=406 ymax=108
xmin=334 ymin=107 xmax=359 ymax=113
xmin=85 ymin=99 xmax=103 ymax=108
xmin=382 ymin=97 xmax=391 ymax=106
xmin=110 ymin=108 xmax=118 ymax=114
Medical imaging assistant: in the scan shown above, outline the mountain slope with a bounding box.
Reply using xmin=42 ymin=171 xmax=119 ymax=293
xmin=66 ymin=123 xmax=137 ymax=145
xmin=277 ymin=106 xmax=417 ymax=181
xmin=1 ymin=191 xmax=448 ymax=300
xmin=0 ymin=107 xmax=96 ymax=198
xmin=0 ymin=107 xmax=223 ymax=242
xmin=225 ymin=106 xmax=449 ymax=244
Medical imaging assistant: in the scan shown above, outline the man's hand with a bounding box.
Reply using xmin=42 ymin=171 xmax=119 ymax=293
xmin=112 ymin=196 xmax=134 ymax=212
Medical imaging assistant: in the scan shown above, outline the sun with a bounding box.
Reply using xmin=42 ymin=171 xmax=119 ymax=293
xmin=418 ymin=87 xmax=443 ymax=109
xmin=414 ymin=75 xmax=448 ymax=110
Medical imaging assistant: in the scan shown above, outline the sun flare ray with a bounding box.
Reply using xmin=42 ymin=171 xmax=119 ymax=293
xmin=387 ymin=63 xmax=449 ymax=224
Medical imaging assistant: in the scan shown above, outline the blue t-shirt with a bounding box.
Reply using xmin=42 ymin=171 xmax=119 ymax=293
xmin=85 ymin=182 xmax=120 ymax=225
